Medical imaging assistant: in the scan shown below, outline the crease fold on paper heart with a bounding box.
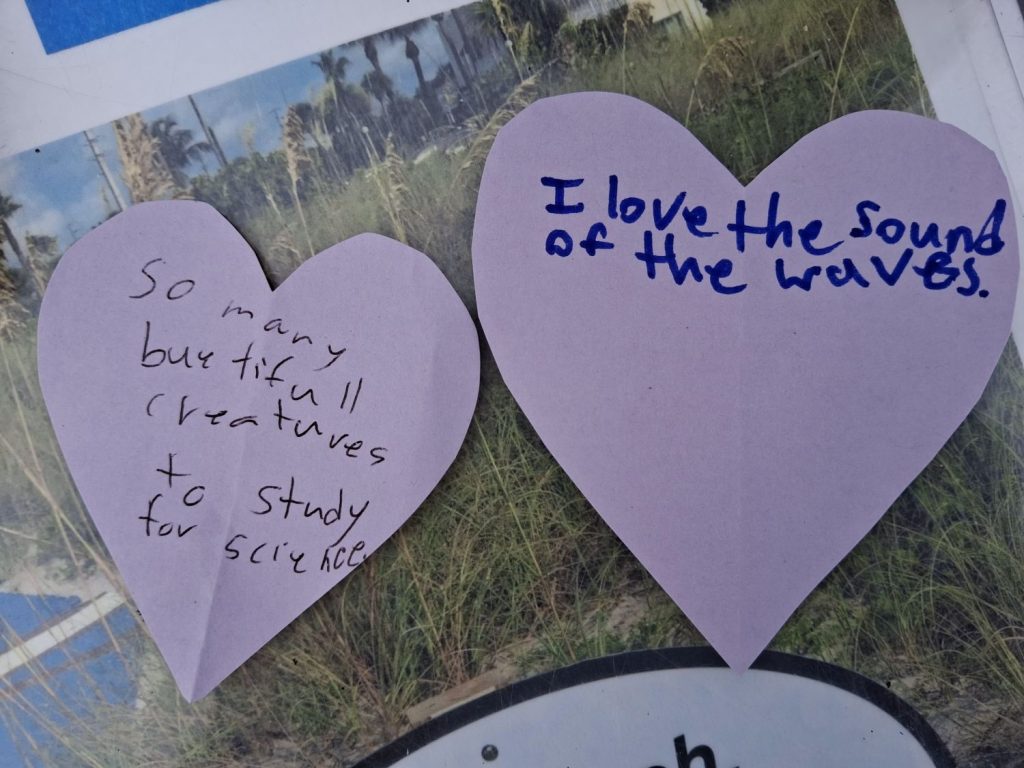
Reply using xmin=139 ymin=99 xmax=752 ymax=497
xmin=38 ymin=201 xmax=480 ymax=701
xmin=189 ymin=277 xmax=268 ymax=702
xmin=163 ymin=209 xmax=302 ymax=701
xmin=472 ymin=92 xmax=1019 ymax=670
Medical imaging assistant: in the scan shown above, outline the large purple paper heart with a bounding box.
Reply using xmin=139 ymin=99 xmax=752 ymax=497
xmin=472 ymin=93 xmax=1018 ymax=669
xmin=38 ymin=201 xmax=479 ymax=701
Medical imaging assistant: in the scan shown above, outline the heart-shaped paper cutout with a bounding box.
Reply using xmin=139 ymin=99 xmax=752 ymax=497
xmin=38 ymin=201 xmax=479 ymax=701
xmin=472 ymin=93 xmax=1018 ymax=669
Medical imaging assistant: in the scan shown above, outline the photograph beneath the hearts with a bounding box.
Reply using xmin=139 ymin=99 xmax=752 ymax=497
xmin=0 ymin=0 xmax=1021 ymax=765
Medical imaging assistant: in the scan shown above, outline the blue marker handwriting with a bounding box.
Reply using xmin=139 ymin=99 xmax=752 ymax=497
xmin=540 ymin=175 xmax=1007 ymax=298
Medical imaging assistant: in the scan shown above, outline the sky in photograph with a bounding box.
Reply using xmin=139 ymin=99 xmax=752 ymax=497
xmin=0 ymin=22 xmax=453 ymax=256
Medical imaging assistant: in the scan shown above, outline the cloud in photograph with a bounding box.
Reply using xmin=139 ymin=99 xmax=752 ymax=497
xmin=1 ymin=133 xmax=119 ymax=254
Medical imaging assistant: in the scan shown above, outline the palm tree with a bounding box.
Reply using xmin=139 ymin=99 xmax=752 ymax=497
xmin=406 ymin=35 xmax=427 ymax=91
xmin=361 ymin=37 xmax=397 ymax=106
xmin=313 ymin=49 xmax=351 ymax=122
xmin=450 ymin=6 xmax=485 ymax=77
xmin=312 ymin=48 xmax=371 ymax=174
xmin=0 ymin=194 xmax=38 ymax=301
xmin=361 ymin=69 xmax=398 ymax=114
xmin=362 ymin=22 xmax=444 ymax=125
xmin=148 ymin=116 xmax=213 ymax=187
xmin=432 ymin=12 xmax=474 ymax=89
xmin=387 ymin=20 xmax=443 ymax=123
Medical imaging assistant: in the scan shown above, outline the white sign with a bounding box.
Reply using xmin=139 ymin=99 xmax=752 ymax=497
xmin=360 ymin=651 xmax=951 ymax=768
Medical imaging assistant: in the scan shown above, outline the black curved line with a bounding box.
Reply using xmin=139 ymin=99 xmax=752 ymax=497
xmin=354 ymin=648 xmax=954 ymax=768
xmin=145 ymin=392 xmax=164 ymax=417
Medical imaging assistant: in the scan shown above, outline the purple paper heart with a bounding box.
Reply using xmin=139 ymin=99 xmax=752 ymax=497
xmin=39 ymin=201 xmax=479 ymax=700
xmin=472 ymin=93 xmax=1018 ymax=669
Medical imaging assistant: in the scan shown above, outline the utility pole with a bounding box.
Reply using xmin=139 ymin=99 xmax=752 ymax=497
xmin=82 ymin=129 xmax=126 ymax=212
xmin=189 ymin=94 xmax=228 ymax=168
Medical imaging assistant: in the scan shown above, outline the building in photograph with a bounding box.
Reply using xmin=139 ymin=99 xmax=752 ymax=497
xmin=564 ymin=0 xmax=710 ymax=33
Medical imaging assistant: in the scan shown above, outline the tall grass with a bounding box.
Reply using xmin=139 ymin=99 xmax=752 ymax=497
xmin=1 ymin=0 xmax=1021 ymax=765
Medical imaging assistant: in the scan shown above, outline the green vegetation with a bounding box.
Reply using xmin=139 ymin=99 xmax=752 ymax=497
xmin=0 ymin=0 xmax=1021 ymax=765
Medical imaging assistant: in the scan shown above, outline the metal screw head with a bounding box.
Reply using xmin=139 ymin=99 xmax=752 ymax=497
xmin=481 ymin=744 xmax=499 ymax=761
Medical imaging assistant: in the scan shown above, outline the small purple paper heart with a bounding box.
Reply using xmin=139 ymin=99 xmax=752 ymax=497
xmin=38 ymin=201 xmax=479 ymax=701
xmin=472 ymin=93 xmax=1018 ymax=669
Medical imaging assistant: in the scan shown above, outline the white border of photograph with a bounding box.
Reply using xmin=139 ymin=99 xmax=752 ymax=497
xmin=0 ymin=0 xmax=469 ymax=159
xmin=896 ymin=0 xmax=1024 ymax=343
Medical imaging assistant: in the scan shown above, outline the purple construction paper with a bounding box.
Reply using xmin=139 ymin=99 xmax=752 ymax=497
xmin=38 ymin=201 xmax=480 ymax=701
xmin=472 ymin=93 xmax=1019 ymax=670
